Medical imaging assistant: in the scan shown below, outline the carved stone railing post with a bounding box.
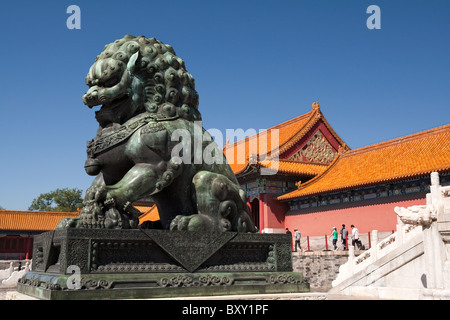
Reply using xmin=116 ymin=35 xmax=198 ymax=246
xmin=433 ymin=171 xmax=450 ymax=289
xmin=396 ymin=216 xmax=405 ymax=246
xmin=371 ymin=230 xmax=378 ymax=260
xmin=348 ymin=246 xmax=355 ymax=274
xmin=430 ymin=172 xmax=440 ymax=209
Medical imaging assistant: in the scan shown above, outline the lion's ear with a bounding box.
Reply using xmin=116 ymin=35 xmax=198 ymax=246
xmin=127 ymin=51 xmax=140 ymax=75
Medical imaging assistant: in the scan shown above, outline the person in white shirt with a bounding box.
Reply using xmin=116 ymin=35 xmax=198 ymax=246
xmin=351 ymin=224 xmax=362 ymax=249
xmin=294 ymin=228 xmax=301 ymax=252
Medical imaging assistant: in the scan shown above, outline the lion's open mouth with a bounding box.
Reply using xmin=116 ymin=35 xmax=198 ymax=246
xmin=95 ymin=94 xmax=129 ymax=114
xmin=94 ymin=94 xmax=130 ymax=126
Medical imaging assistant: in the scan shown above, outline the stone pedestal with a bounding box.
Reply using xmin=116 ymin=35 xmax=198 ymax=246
xmin=17 ymin=229 xmax=308 ymax=299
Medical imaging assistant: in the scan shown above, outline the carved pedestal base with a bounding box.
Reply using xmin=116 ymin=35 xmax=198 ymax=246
xmin=17 ymin=229 xmax=309 ymax=300
xmin=17 ymin=271 xmax=306 ymax=300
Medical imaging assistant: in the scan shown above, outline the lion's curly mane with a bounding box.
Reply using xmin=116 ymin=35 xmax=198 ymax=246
xmin=85 ymin=35 xmax=201 ymax=122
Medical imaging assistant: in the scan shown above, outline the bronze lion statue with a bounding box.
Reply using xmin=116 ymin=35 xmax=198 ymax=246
xmin=58 ymin=35 xmax=256 ymax=233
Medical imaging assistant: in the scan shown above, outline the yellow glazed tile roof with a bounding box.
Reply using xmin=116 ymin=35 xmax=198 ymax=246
xmin=224 ymin=110 xmax=313 ymax=174
xmin=278 ymin=124 xmax=450 ymax=201
xmin=224 ymin=102 xmax=347 ymax=175
xmin=0 ymin=210 xmax=79 ymax=231
xmin=255 ymin=159 xmax=328 ymax=176
xmin=0 ymin=205 xmax=160 ymax=231
xmin=136 ymin=205 xmax=160 ymax=223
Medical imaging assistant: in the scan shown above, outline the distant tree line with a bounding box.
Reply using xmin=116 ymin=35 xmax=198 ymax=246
xmin=28 ymin=188 xmax=83 ymax=212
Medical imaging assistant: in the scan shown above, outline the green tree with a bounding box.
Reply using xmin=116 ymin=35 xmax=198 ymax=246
xmin=28 ymin=188 xmax=83 ymax=212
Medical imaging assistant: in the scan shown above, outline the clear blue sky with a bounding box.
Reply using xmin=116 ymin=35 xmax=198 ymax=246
xmin=0 ymin=0 xmax=449 ymax=210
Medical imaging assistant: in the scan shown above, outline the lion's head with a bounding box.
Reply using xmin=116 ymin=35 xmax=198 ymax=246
xmin=83 ymin=35 xmax=201 ymax=130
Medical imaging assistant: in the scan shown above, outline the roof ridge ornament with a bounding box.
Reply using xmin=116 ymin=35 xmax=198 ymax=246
xmin=312 ymin=101 xmax=320 ymax=110
xmin=338 ymin=143 xmax=348 ymax=154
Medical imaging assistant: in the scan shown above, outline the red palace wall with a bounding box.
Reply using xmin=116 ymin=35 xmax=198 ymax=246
xmin=261 ymin=194 xmax=289 ymax=232
xmin=284 ymin=193 xmax=427 ymax=237
xmin=254 ymin=194 xmax=289 ymax=232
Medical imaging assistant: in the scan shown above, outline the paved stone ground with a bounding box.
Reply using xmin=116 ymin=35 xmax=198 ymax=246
xmin=0 ymin=288 xmax=12 ymax=300
xmin=1 ymin=288 xmax=388 ymax=300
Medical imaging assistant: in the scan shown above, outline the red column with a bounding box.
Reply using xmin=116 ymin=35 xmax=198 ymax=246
xmin=259 ymin=194 xmax=265 ymax=233
xmin=25 ymin=236 xmax=33 ymax=259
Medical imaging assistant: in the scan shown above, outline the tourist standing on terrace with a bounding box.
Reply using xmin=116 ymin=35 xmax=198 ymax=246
xmin=294 ymin=228 xmax=301 ymax=252
xmin=340 ymin=224 xmax=348 ymax=250
xmin=351 ymin=224 xmax=362 ymax=249
xmin=331 ymin=227 xmax=338 ymax=250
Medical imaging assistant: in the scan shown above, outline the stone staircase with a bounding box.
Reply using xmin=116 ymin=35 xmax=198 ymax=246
xmin=329 ymin=172 xmax=450 ymax=299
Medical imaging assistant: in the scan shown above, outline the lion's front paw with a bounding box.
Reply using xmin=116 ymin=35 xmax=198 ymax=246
xmin=169 ymin=215 xmax=192 ymax=231
xmin=170 ymin=214 xmax=220 ymax=232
